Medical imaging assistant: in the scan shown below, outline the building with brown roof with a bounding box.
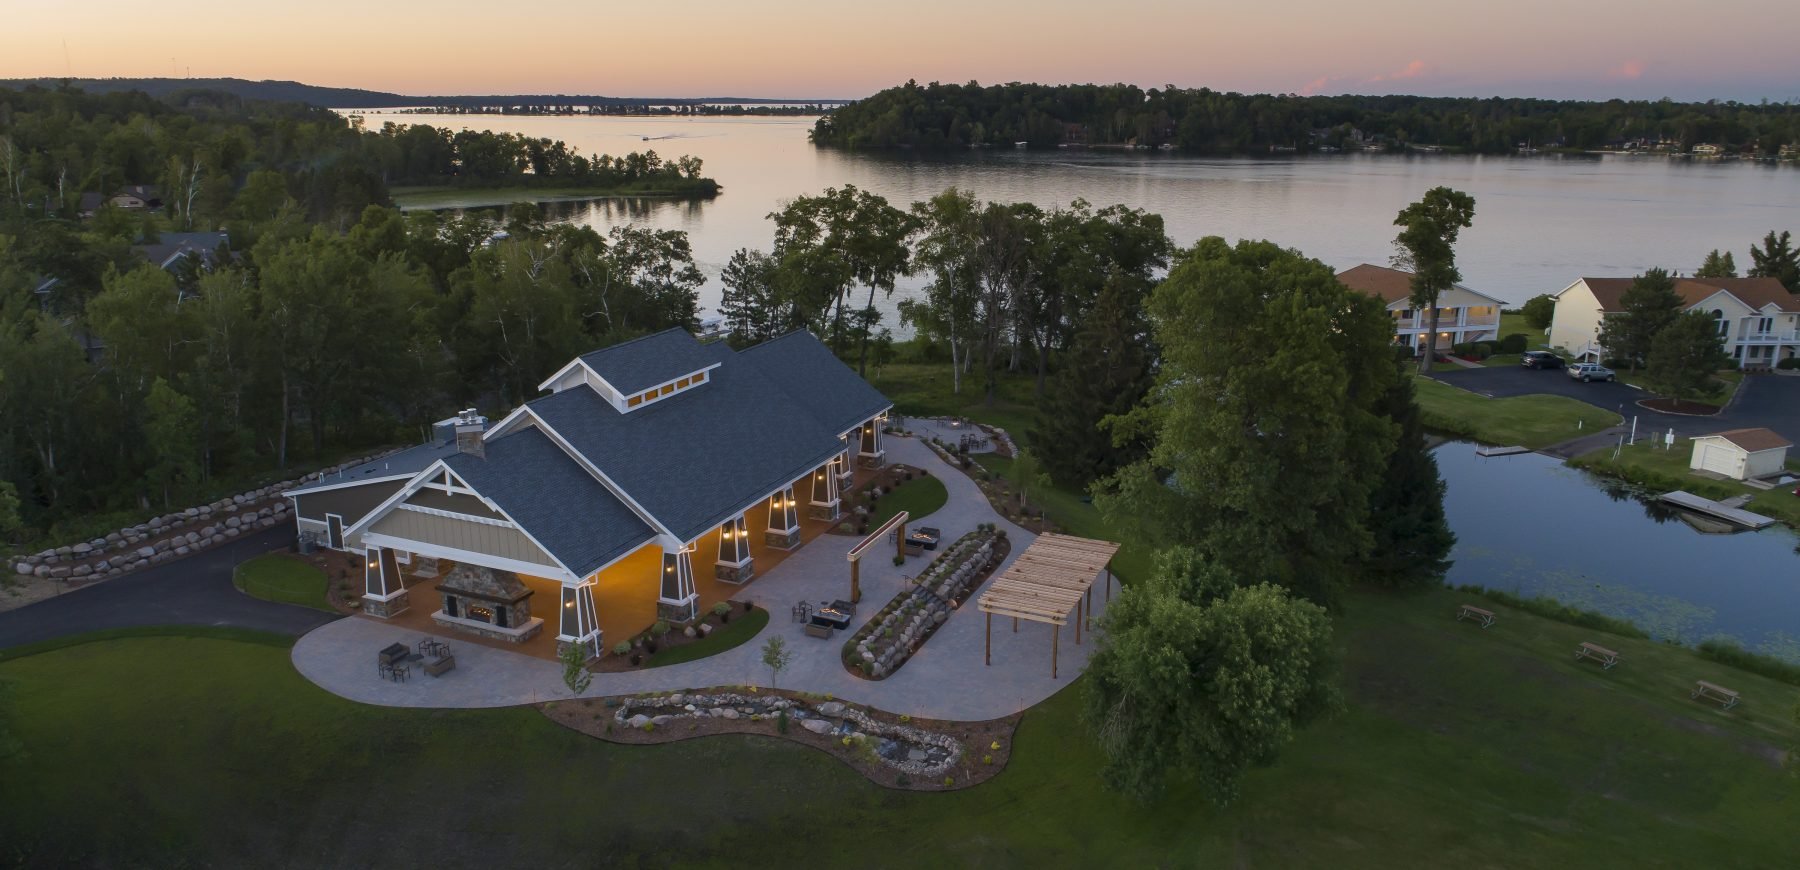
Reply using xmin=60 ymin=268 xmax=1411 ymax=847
xmin=1688 ymin=428 xmax=1791 ymax=480
xmin=1336 ymin=263 xmax=1509 ymax=353
xmin=1548 ymin=276 xmax=1800 ymax=367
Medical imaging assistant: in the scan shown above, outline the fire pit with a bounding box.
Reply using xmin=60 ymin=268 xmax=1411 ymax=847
xmin=431 ymin=563 xmax=544 ymax=644
xmin=907 ymin=527 xmax=941 ymax=550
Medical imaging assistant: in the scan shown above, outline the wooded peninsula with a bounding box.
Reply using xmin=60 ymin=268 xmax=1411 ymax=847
xmin=810 ymin=81 xmax=1800 ymax=155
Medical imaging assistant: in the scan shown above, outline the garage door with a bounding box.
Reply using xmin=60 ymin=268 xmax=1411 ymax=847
xmin=1697 ymin=444 xmax=1740 ymax=477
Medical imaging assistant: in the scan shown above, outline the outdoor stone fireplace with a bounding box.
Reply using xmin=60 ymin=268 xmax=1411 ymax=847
xmin=431 ymin=563 xmax=544 ymax=643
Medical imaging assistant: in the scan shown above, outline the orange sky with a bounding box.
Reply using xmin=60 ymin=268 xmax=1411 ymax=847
xmin=6 ymin=0 xmax=1798 ymax=100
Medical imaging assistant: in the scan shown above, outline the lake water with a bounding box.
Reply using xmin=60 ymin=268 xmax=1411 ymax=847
xmin=1437 ymin=442 xmax=1800 ymax=658
xmin=363 ymin=111 xmax=1800 ymax=320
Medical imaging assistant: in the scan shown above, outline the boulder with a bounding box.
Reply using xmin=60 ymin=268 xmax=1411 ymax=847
xmin=174 ymin=545 xmax=191 ymax=557
xmin=649 ymin=715 xmax=673 ymax=726
xmin=817 ymin=701 xmax=846 ymax=716
xmin=626 ymin=714 xmax=651 ymax=728
xmin=200 ymin=526 xmax=217 ymax=538
xmin=34 ymin=565 xmax=50 ymax=578
xmin=72 ymin=564 xmax=92 ymax=577
xmin=225 ymin=516 xmax=241 ymax=529
xmin=50 ymin=567 xmax=72 ymax=579
xmin=719 ymin=708 xmax=740 ymax=720
xmin=72 ymin=542 xmax=93 ymax=556
xmin=800 ymin=718 xmax=832 ymax=734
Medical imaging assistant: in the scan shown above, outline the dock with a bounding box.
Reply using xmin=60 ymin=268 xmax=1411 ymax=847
xmin=1657 ymin=491 xmax=1776 ymax=530
xmin=1475 ymin=445 xmax=1533 ymax=457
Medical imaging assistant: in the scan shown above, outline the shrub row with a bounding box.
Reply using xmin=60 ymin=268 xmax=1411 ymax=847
xmin=1695 ymin=639 xmax=1800 ymax=687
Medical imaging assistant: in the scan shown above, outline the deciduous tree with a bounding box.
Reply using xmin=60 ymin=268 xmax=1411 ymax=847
xmin=1598 ymin=268 xmax=1683 ymax=371
xmin=1520 ymin=293 xmax=1556 ymax=330
xmin=1392 ymin=187 xmax=1477 ymax=373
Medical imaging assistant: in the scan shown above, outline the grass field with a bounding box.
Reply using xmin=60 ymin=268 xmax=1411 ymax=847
xmin=1413 ymin=376 xmax=1621 ymax=447
xmin=645 ymin=607 xmax=770 ymax=668
xmin=867 ymin=474 xmax=948 ymax=527
xmin=869 ymin=363 xmax=1043 ymax=445
xmin=1570 ymin=441 xmax=1800 ymax=528
xmin=3 ymin=586 xmax=1797 ymax=866
xmin=232 ymin=554 xmax=333 ymax=612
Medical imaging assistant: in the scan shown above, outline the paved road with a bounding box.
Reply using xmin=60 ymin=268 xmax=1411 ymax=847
xmin=0 ymin=525 xmax=340 ymax=650
xmin=1430 ymin=368 xmax=1800 ymax=445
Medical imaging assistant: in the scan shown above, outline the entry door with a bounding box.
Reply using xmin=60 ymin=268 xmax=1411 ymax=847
xmin=326 ymin=514 xmax=345 ymax=550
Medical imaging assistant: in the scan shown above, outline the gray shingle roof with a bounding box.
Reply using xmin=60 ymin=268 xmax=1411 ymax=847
xmin=443 ymin=427 xmax=654 ymax=577
xmin=286 ymin=438 xmax=462 ymax=496
xmin=579 ymin=328 xmax=719 ymax=396
xmin=738 ymin=330 xmax=894 ymax=436
xmin=530 ymin=334 xmax=859 ymax=543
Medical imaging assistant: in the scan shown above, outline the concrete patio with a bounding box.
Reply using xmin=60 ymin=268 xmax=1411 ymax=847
xmin=291 ymin=434 xmax=1112 ymax=721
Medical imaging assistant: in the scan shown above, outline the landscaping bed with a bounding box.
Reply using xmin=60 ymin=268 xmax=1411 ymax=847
xmin=842 ymin=527 xmax=1009 ymax=679
xmin=540 ymin=688 xmax=1021 ymax=791
xmin=594 ymin=600 xmax=764 ymax=672
xmin=826 ymin=464 xmax=942 ymax=537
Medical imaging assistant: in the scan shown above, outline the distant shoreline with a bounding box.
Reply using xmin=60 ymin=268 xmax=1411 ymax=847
xmin=390 ymin=185 xmax=720 ymax=211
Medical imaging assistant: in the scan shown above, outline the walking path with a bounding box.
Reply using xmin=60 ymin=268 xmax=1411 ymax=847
xmin=0 ymin=526 xmax=338 ymax=649
xmin=291 ymin=435 xmax=1111 ymax=720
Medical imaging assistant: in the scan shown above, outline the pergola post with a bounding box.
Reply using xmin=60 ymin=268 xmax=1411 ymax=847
xmin=894 ymin=516 xmax=907 ymax=562
xmin=985 ymin=611 xmax=992 ymax=666
xmin=1085 ymin=586 xmax=1092 ymax=632
xmin=1075 ymin=598 xmax=1082 ymax=645
xmin=1052 ymin=623 xmax=1060 ymax=679
xmin=1012 ymin=616 xmax=1018 ymax=633
xmin=849 ymin=558 xmax=861 ymax=605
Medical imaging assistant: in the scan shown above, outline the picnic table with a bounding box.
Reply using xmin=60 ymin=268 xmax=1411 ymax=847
xmin=1456 ymin=604 xmax=1495 ymax=628
xmin=1690 ymin=679 xmax=1740 ymax=710
xmin=1574 ymin=641 xmax=1621 ymax=670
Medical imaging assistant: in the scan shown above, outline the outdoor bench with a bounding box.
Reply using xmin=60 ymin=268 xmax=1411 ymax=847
xmin=1690 ymin=679 xmax=1740 ymax=710
xmin=1574 ymin=642 xmax=1620 ymax=670
xmin=1456 ymin=604 xmax=1496 ymax=628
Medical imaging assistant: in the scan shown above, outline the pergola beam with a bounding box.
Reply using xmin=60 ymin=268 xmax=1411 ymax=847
xmin=976 ymin=533 xmax=1120 ymax=678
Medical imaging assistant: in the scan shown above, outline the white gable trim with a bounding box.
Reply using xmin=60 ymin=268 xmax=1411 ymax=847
xmin=1550 ymin=279 xmax=1590 ymax=300
xmin=282 ymin=473 xmax=414 ymax=498
xmin=360 ymin=532 xmax=579 ymax=585
xmin=1683 ymin=288 xmax=1755 ymax=315
xmin=343 ymin=458 xmax=585 ymax=583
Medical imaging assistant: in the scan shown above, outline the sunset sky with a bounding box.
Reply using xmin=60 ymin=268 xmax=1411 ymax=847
xmin=6 ymin=0 xmax=1799 ymax=101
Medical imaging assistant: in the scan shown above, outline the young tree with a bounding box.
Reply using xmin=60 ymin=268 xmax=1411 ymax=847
xmin=1519 ymin=293 xmax=1557 ymax=331
xmin=143 ymin=377 xmax=200 ymax=509
xmin=1392 ymin=187 xmax=1477 ymax=374
xmin=760 ymin=634 xmax=793 ymax=688
xmin=1095 ymin=238 xmax=1399 ymax=606
xmin=905 ymin=188 xmax=984 ymax=394
xmin=1696 ymin=249 xmax=1738 ymax=278
xmin=1083 ymin=548 xmax=1338 ymax=803
xmin=972 ymin=202 xmax=1042 ymax=407
xmin=1644 ymin=310 xmax=1731 ymax=406
xmin=1747 ymin=230 xmax=1799 ymax=293
xmin=1597 ymin=268 xmax=1683 ymax=371
xmin=1361 ymin=376 xmax=1455 ymax=587
xmin=1029 ymin=276 xmax=1155 ymax=488
xmin=560 ymin=639 xmax=593 ymax=695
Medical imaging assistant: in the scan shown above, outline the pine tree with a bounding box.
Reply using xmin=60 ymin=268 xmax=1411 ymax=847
xmin=1029 ymin=277 xmax=1154 ymax=488
xmin=1747 ymin=230 xmax=1800 ymax=293
xmin=1362 ymin=376 xmax=1454 ymax=587
xmin=1597 ymin=268 xmax=1683 ymax=370
xmin=1645 ymin=311 xmax=1731 ymax=407
xmin=1696 ymin=249 xmax=1737 ymax=278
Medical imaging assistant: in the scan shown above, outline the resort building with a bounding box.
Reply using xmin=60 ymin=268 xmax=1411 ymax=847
xmin=284 ymin=328 xmax=891 ymax=657
xmin=1548 ymin=276 xmax=1800 ymax=367
xmin=1336 ymin=263 xmax=1505 ymax=352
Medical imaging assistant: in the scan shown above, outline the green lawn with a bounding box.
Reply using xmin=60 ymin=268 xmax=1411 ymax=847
xmin=645 ymin=607 xmax=770 ymax=668
xmin=1570 ymin=441 xmax=1800 ymax=528
xmin=1498 ymin=311 xmax=1544 ymax=346
xmin=232 ymin=554 xmax=333 ymax=612
xmin=869 ymin=363 xmax=1043 ymax=446
xmin=866 ymin=474 xmax=948 ymax=527
xmin=1412 ymin=375 xmax=1621 ymax=447
xmin=4 ymin=586 xmax=1797 ymax=866
xmin=1614 ymin=369 xmax=1744 ymax=406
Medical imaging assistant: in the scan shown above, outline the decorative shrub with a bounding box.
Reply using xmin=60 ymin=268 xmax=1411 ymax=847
xmin=1777 ymin=357 xmax=1800 ymax=370
xmin=612 ymin=641 xmax=631 ymax=656
xmin=643 ymin=639 xmax=658 ymax=654
xmin=629 ymin=653 xmax=642 ymax=665
xmin=712 ymin=601 xmax=731 ymax=617
xmin=1496 ymin=332 xmax=1528 ymax=354
xmin=777 ymin=710 xmax=789 ymax=734
xmin=651 ymin=620 xmax=671 ymax=637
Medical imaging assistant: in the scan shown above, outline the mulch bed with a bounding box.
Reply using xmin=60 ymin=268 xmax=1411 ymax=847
xmin=1639 ymin=397 xmax=1722 ymax=416
xmin=300 ymin=549 xmax=367 ymax=615
xmin=592 ymin=600 xmax=761 ymax=672
xmin=539 ymin=688 xmax=1022 ymax=791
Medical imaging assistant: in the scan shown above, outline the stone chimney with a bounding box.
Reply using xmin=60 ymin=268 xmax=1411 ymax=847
xmin=454 ymin=408 xmax=487 ymax=459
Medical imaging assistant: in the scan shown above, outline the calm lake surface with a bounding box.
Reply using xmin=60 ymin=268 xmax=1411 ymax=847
xmin=364 ymin=112 xmax=1800 ymax=317
xmin=1437 ymin=442 xmax=1800 ymax=658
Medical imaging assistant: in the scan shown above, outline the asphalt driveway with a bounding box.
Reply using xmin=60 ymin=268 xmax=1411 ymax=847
xmin=1429 ymin=368 xmax=1800 ymax=445
xmin=0 ymin=525 xmax=340 ymax=650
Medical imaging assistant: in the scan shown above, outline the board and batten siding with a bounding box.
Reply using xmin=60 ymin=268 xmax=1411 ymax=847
xmin=405 ymin=487 xmax=508 ymax=521
xmin=293 ymin=480 xmax=407 ymax=525
xmin=367 ymin=508 xmax=560 ymax=569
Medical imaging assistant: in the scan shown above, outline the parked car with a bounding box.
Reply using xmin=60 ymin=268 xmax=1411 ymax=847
xmin=1567 ymin=362 xmax=1616 ymax=382
xmin=1520 ymin=351 xmax=1564 ymax=370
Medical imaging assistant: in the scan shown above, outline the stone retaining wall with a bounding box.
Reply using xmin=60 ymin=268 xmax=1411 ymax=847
xmin=8 ymin=448 xmax=405 ymax=586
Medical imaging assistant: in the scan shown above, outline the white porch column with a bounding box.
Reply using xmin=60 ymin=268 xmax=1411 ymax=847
xmin=808 ymin=462 xmax=841 ymax=522
xmin=857 ymin=415 xmax=886 ymax=468
xmin=558 ymin=579 xmax=601 ymax=659
xmin=657 ymin=543 xmax=698 ymax=623
xmin=764 ymin=486 xmax=801 ymax=549
xmin=361 ymin=546 xmax=410 ymax=619
xmin=835 ymin=438 xmax=855 ymax=486
xmin=715 ymin=514 xmax=754 ymax=583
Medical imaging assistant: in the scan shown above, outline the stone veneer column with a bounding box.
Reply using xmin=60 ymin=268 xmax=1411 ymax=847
xmin=656 ymin=547 xmax=698 ymax=623
xmin=808 ymin=462 xmax=841 ymax=522
xmin=715 ymin=515 xmax=754 ymax=583
xmin=558 ymin=580 xmax=601 ymax=659
xmin=764 ymin=487 xmax=801 ymax=550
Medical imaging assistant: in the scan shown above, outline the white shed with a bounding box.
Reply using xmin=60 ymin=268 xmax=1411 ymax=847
xmin=1688 ymin=428 xmax=1792 ymax=481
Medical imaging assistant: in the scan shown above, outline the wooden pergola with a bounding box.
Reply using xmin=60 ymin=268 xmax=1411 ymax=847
xmin=977 ymin=533 xmax=1121 ymax=678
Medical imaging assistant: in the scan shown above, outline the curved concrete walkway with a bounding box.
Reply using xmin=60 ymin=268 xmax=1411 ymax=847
xmin=292 ymin=435 xmax=1111 ymax=720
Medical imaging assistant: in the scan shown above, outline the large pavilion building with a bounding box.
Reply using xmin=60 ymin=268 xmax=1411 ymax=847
xmin=284 ymin=329 xmax=891 ymax=658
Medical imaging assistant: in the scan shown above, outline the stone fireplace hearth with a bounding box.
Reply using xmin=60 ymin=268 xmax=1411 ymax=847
xmin=431 ymin=563 xmax=544 ymax=644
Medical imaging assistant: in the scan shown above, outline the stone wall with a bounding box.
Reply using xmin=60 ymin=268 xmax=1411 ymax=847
xmin=7 ymin=448 xmax=404 ymax=587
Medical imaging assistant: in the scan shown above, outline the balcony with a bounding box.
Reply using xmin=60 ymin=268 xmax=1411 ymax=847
xmin=1393 ymin=311 xmax=1500 ymax=332
xmin=1736 ymin=330 xmax=1800 ymax=344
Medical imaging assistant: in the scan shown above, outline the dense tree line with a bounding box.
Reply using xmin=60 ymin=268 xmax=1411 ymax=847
xmin=0 ymin=87 xmax=711 ymax=544
xmin=813 ymin=81 xmax=1800 ymax=155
